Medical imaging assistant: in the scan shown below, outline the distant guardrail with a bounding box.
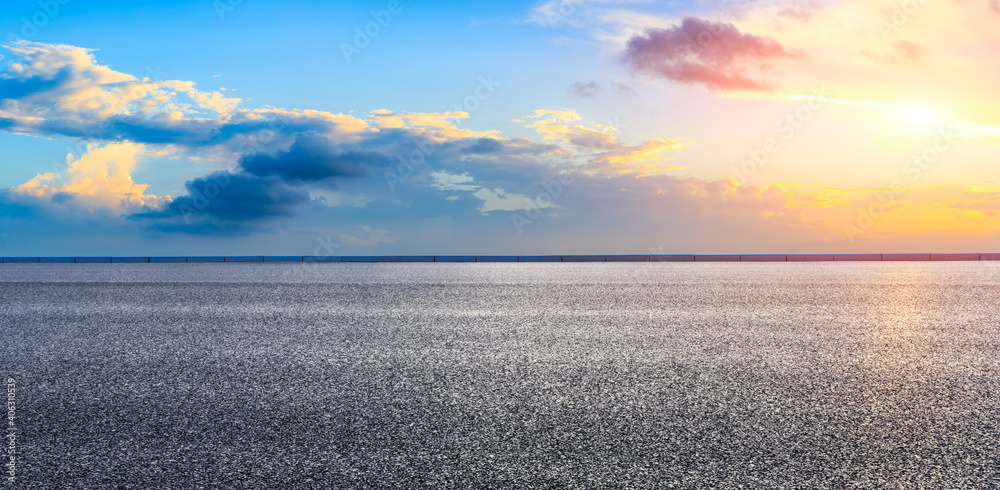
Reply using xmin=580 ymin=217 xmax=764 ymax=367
xmin=1 ymin=254 xmax=999 ymax=263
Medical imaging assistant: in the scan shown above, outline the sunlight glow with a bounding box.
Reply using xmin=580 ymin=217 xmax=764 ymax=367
xmin=898 ymin=107 xmax=938 ymax=126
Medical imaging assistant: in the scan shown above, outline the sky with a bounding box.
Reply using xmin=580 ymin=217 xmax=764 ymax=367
xmin=1 ymin=0 xmax=999 ymax=255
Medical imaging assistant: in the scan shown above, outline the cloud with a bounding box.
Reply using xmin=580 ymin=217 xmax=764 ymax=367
xmin=777 ymin=1 xmax=824 ymax=22
xmin=431 ymin=172 xmax=479 ymax=191
xmin=0 ymin=42 xmax=240 ymax=122
xmin=527 ymin=0 xmax=655 ymax=28
xmin=240 ymin=132 xmax=391 ymax=183
xmin=13 ymin=142 xmax=166 ymax=212
xmin=473 ymin=188 xmax=556 ymax=213
xmin=991 ymin=0 xmax=1000 ymax=14
xmin=893 ymin=41 xmax=926 ymax=61
xmin=366 ymin=110 xmax=498 ymax=141
xmin=568 ymin=81 xmax=601 ymax=97
xmin=611 ymin=82 xmax=637 ymax=96
xmin=0 ymin=42 xmax=365 ymax=152
xmin=133 ymin=171 xmax=311 ymax=226
xmin=862 ymin=41 xmax=926 ymax=65
xmin=522 ymin=109 xmax=686 ymax=175
xmin=589 ymin=139 xmax=687 ymax=176
xmin=527 ymin=0 xmax=599 ymax=27
xmin=465 ymin=137 xmax=504 ymax=154
xmin=0 ymin=42 xmax=590 ymax=233
xmin=95 ymin=101 xmax=576 ymax=232
xmin=621 ymin=17 xmax=803 ymax=91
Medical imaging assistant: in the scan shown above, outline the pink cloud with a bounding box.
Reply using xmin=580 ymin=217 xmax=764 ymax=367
xmin=861 ymin=40 xmax=927 ymax=65
xmin=896 ymin=41 xmax=926 ymax=60
xmin=778 ymin=1 xmax=824 ymax=22
xmin=621 ymin=17 xmax=803 ymax=91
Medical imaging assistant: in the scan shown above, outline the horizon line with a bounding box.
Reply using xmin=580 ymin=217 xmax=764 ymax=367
xmin=2 ymin=253 xmax=1000 ymax=263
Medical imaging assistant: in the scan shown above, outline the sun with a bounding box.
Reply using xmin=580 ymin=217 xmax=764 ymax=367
xmin=899 ymin=107 xmax=938 ymax=126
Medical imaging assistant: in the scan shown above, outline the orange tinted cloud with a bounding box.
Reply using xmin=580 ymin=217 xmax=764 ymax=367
xmin=14 ymin=142 xmax=166 ymax=211
xmin=522 ymin=109 xmax=687 ymax=176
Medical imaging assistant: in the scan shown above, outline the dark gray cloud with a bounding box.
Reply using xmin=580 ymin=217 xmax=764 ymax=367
xmin=50 ymin=192 xmax=74 ymax=204
xmin=133 ymin=171 xmax=311 ymax=223
xmin=240 ymin=132 xmax=391 ymax=182
xmin=464 ymin=137 xmax=504 ymax=154
xmin=568 ymin=81 xmax=601 ymax=97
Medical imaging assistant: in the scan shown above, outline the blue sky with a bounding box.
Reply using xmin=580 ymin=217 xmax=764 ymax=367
xmin=2 ymin=0 xmax=1000 ymax=255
